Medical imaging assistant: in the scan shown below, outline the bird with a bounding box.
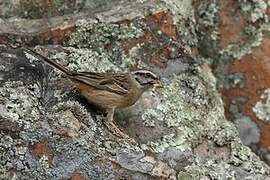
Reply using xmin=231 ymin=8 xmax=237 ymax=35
xmin=22 ymin=48 xmax=161 ymax=140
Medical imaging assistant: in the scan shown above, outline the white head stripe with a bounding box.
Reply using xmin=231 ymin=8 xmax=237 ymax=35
xmin=132 ymin=70 xmax=157 ymax=78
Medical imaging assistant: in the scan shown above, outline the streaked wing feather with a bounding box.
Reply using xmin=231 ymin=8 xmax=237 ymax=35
xmin=70 ymin=72 xmax=131 ymax=95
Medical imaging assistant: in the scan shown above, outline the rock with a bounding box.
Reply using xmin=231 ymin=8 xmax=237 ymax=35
xmin=0 ymin=0 xmax=270 ymax=179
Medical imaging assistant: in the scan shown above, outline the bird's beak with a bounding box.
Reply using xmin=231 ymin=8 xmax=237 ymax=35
xmin=153 ymin=79 xmax=163 ymax=88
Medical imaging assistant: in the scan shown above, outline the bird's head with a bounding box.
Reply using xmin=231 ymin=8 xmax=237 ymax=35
xmin=131 ymin=70 xmax=162 ymax=90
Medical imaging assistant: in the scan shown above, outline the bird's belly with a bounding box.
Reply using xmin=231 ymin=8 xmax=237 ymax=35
xmin=80 ymin=88 xmax=131 ymax=109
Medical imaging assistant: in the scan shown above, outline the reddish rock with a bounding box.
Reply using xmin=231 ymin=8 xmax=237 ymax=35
xmin=222 ymin=36 xmax=270 ymax=148
xmin=122 ymin=11 xmax=178 ymax=47
xmin=70 ymin=171 xmax=86 ymax=180
xmin=218 ymin=0 xmax=246 ymax=48
xmin=266 ymin=0 xmax=270 ymax=16
xmin=55 ymin=110 xmax=82 ymax=139
xmin=151 ymin=46 xmax=171 ymax=68
xmin=121 ymin=11 xmax=178 ymax=68
xmin=144 ymin=11 xmax=177 ymax=39
xmin=37 ymin=23 xmax=76 ymax=44
xmin=31 ymin=142 xmax=53 ymax=162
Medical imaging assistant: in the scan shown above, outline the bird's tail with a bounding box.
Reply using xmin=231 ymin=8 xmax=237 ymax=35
xmin=22 ymin=48 xmax=72 ymax=75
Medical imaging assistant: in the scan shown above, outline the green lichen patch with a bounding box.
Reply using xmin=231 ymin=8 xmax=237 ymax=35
xmin=67 ymin=18 xmax=148 ymax=71
xmin=53 ymin=47 xmax=123 ymax=72
xmin=253 ymin=89 xmax=270 ymax=123
xmin=67 ymin=11 xmax=186 ymax=70
xmin=138 ymin=58 xmax=269 ymax=178
xmin=141 ymin=74 xmax=208 ymax=129
xmin=220 ymin=24 xmax=264 ymax=60
xmin=158 ymin=0 xmax=198 ymax=46
xmin=0 ymin=81 xmax=42 ymax=130
xmin=193 ymin=0 xmax=268 ymax=90
xmin=181 ymin=136 xmax=269 ymax=179
xmin=238 ymin=0 xmax=268 ymax=23
xmin=229 ymin=141 xmax=269 ymax=175
xmin=48 ymin=100 xmax=97 ymax=139
xmin=223 ymin=72 xmax=245 ymax=89
xmin=69 ymin=19 xmax=144 ymax=49
xmin=140 ymin=62 xmax=232 ymax=153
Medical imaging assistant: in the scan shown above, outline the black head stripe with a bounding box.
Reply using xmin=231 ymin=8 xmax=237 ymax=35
xmin=132 ymin=70 xmax=157 ymax=79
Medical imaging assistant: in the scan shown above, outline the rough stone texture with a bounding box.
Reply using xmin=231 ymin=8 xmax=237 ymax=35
xmin=235 ymin=116 xmax=260 ymax=146
xmin=253 ymin=89 xmax=270 ymax=123
xmin=215 ymin=0 xmax=270 ymax=166
xmin=0 ymin=0 xmax=270 ymax=179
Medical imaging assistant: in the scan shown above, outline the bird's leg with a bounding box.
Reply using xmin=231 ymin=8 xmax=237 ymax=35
xmin=104 ymin=108 xmax=134 ymax=142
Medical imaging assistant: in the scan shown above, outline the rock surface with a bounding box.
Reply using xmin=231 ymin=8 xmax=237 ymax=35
xmin=0 ymin=0 xmax=270 ymax=179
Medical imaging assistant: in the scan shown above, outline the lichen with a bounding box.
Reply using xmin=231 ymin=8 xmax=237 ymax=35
xmin=230 ymin=141 xmax=269 ymax=174
xmin=69 ymin=19 xmax=144 ymax=49
xmin=221 ymin=43 xmax=252 ymax=60
xmin=60 ymin=19 xmax=145 ymax=72
xmin=196 ymin=1 xmax=219 ymax=28
xmin=193 ymin=0 xmax=268 ymax=80
xmin=253 ymin=89 xmax=270 ymax=123
xmin=0 ymin=80 xmax=42 ymax=130
xmin=141 ymin=74 xmax=207 ymax=129
xmin=50 ymin=100 xmax=96 ymax=137
xmin=158 ymin=0 xmax=194 ymax=22
xmin=182 ymin=138 xmax=269 ymax=179
xmin=138 ymin=62 xmax=232 ymax=157
xmin=224 ymin=72 xmax=245 ymax=89
xmin=51 ymin=47 xmax=122 ymax=73
xmin=0 ymin=165 xmax=13 ymax=180
xmin=220 ymin=24 xmax=264 ymax=60
xmin=1 ymin=0 xmax=270 ymax=179
xmin=158 ymin=0 xmax=198 ymax=46
xmin=239 ymin=0 xmax=268 ymax=23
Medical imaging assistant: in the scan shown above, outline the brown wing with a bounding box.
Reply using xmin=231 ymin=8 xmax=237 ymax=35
xmin=69 ymin=72 xmax=131 ymax=95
